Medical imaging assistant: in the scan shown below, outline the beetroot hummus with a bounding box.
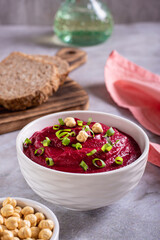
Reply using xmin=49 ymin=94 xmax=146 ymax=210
xmin=23 ymin=118 xmax=141 ymax=173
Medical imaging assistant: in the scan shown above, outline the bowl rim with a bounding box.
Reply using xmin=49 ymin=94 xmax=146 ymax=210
xmin=0 ymin=197 xmax=59 ymax=240
xmin=16 ymin=110 xmax=149 ymax=176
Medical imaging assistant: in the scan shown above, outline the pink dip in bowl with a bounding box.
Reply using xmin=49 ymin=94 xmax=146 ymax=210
xmin=23 ymin=118 xmax=141 ymax=174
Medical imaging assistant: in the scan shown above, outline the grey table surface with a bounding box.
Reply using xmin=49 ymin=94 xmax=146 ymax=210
xmin=0 ymin=23 xmax=160 ymax=240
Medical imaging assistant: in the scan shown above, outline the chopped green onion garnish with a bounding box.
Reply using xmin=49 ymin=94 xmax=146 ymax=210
xmin=104 ymin=127 xmax=115 ymax=138
xmin=82 ymin=125 xmax=95 ymax=137
xmin=80 ymin=160 xmax=88 ymax=171
xmin=92 ymin=158 xmax=106 ymax=168
xmin=56 ymin=129 xmax=71 ymax=140
xmin=45 ymin=157 xmax=54 ymax=166
xmin=115 ymin=156 xmax=123 ymax=165
xmin=62 ymin=137 xmax=70 ymax=146
xmin=53 ymin=125 xmax=60 ymax=130
xmin=87 ymin=117 xmax=92 ymax=125
xmin=107 ymin=127 xmax=115 ymax=136
xmin=101 ymin=139 xmax=119 ymax=152
xmin=58 ymin=132 xmax=70 ymax=140
xmin=101 ymin=144 xmax=106 ymax=152
xmin=72 ymin=143 xmax=82 ymax=150
xmin=107 ymin=137 xmax=112 ymax=145
xmin=77 ymin=120 xmax=83 ymax=126
xmin=113 ymin=139 xmax=120 ymax=145
xmin=42 ymin=137 xmax=51 ymax=147
xmin=24 ymin=138 xmax=32 ymax=145
xmin=86 ymin=149 xmax=97 ymax=156
xmin=69 ymin=131 xmax=76 ymax=137
xmin=82 ymin=125 xmax=88 ymax=131
xmin=106 ymin=145 xmax=112 ymax=152
xmin=34 ymin=147 xmax=44 ymax=156
xmin=58 ymin=118 xmax=64 ymax=125
xmin=90 ymin=129 xmax=95 ymax=137
xmin=101 ymin=143 xmax=112 ymax=152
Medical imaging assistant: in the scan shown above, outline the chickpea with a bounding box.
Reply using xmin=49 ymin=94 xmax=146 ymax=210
xmin=31 ymin=227 xmax=40 ymax=238
xmin=92 ymin=123 xmax=103 ymax=133
xmin=11 ymin=228 xmax=19 ymax=237
xmin=23 ymin=239 xmax=35 ymax=240
xmin=0 ymin=214 xmax=4 ymax=224
xmin=76 ymin=130 xmax=88 ymax=142
xmin=64 ymin=117 xmax=76 ymax=127
xmin=14 ymin=206 xmax=22 ymax=214
xmin=24 ymin=214 xmax=37 ymax=227
xmin=1 ymin=224 xmax=7 ymax=231
xmin=1 ymin=204 xmax=14 ymax=217
xmin=0 ymin=225 xmax=3 ymax=236
xmin=38 ymin=228 xmax=52 ymax=240
xmin=18 ymin=219 xmax=31 ymax=229
xmin=12 ymin=213 xmax=21 ymax=218
xmin=0 ymin=198 xmax=54 ymax=240
xmin=18 ymin=226 xmax=31 ymax=239
xmin=2 ymin=230 xmax=14 ymax=240
xmin=35 ymin=212 xmax=45 ymax=224
xmin=3 ymin=198 xmax=17 ymax=208
xmin=21 ymin=206 xmax=34 ymax=217
xmin=38 ymin=219 xmax=54 ymax=230
xmin=15 ymin=206 xmax=22 ymax=216
xmin=5 ymin=217 xmax=19 ymax=230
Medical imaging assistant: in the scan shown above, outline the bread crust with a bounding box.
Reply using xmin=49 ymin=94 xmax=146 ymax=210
xmin=0 ymin=52 xmax=60 ymax=111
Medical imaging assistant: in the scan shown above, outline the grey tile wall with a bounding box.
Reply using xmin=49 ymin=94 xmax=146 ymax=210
xmin=0 ymin=0 xmax=160 ymax=25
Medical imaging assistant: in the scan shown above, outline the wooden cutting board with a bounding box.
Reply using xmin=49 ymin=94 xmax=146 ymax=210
xmin=0 ymin=48 xmax=89 ymax=135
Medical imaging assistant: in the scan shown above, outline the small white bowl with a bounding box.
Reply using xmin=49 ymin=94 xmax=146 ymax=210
xmin=16 ymin=111 xmax=149 ymax=211
xmin=0 ymin=197 xmax=59 ymax=240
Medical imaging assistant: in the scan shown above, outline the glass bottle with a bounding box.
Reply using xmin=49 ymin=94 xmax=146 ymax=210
xmin=54 ymin=0 xmax=113 ymax=46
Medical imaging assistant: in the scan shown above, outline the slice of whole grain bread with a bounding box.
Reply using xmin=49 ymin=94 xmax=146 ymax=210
xmin=33 ymin=55 xmax=69 ymax=86
xmin=0 ymin=52 xmax=60 ymax=111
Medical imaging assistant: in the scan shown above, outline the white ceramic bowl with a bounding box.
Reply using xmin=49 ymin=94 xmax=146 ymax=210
xmin=16 ymin=111 xmax=149 ymax=211
xmin=0 ymin=197 xmax=59 ymax=240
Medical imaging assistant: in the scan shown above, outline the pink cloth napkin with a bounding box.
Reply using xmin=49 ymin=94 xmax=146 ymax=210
xmin=104 ymin=50 xmax=160 ymax=167
xmin=149 ymin=143 xmax=160 ymax=167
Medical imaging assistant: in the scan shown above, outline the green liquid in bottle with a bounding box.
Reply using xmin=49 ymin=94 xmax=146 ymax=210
xmin=54 ymin=0 xmax=113 ymax=46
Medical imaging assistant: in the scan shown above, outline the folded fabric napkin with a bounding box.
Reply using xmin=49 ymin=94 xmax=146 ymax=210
xmin=104 ymin=50 xmax=160 ymax=167
xmin=149 ymin=142 xmax=160 ymax=167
